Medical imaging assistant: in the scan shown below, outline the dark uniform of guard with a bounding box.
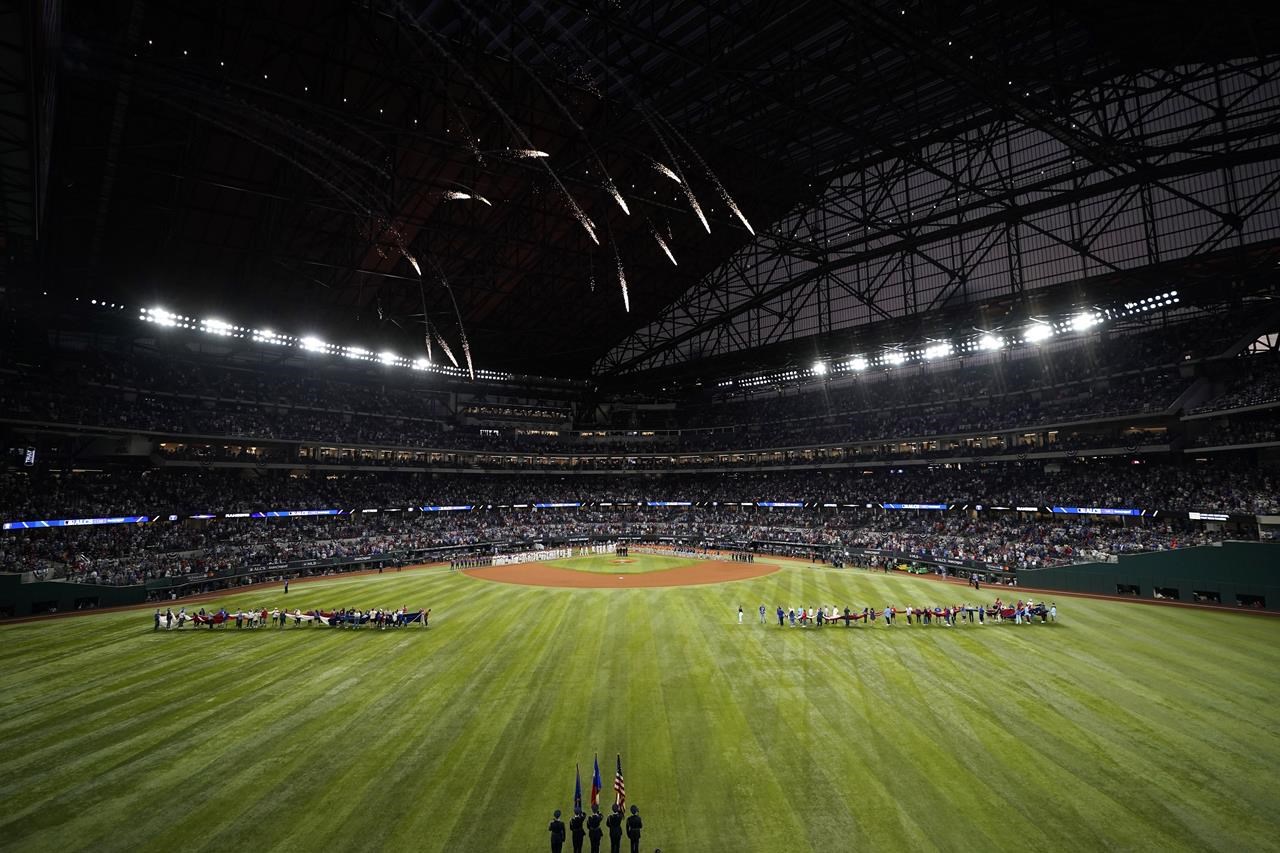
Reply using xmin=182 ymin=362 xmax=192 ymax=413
xmin=625 ymin=805 xmax=643 ymax=853
xmin=548 ymin=809 xmax=566 ymax=853
xmin=569 ymin=808 xmax=586 ymax=853
xmin=586 ymin=805 xmax=604 ymax=853
xmin=605 ymin=804 xmax=624 ymax=853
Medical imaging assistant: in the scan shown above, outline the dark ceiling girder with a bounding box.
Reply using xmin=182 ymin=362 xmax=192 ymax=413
xmin=599 ymin=139 xmax=1280 ymax=375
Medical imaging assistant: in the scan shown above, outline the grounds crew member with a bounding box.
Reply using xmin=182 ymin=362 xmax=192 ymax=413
xmin=606 ymin=803 xmax=624 ymax=853
xmin=569 ymin=807 xmax=586 ymax=853
xmin=626 ymin=804 xmax=644 ymax=853
xmin=587 ymin=804 xmax=604 ymax=853
xmin=549 ymin=809 xmax=566 ymax=853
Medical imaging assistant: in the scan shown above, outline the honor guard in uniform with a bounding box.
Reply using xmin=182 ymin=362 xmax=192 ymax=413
xmin=587 ymin=804 xmax=604 ymax=853
xmin=606 ymin=803 xmax=624 ymax=853
xmin=569 ymin=807 xmax=586 ymax=853
xmin=625 ymin=805 xmax=643 ymax=853
xmin=549 ymin=809 xmax=567 ymax=853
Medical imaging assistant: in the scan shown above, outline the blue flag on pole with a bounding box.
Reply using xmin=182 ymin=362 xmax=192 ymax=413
xmin=574 ymin=763 xmax=583 ymax=814
xmin=591 ymin=754 xmax=602 ymax=808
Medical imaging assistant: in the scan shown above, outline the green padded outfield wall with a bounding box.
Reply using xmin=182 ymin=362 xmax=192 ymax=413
xmin=0 ymin=573 xmax=148 ymax=617
xmin=1026 ymin=541 xmax=1279 ymax=611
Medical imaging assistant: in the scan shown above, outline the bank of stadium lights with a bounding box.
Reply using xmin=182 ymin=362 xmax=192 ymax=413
xmin=137 ymin=304 xmax=512 ymax=382
xmin=1069 ymin=311 xmax=1101 ymax=333
xmin=847 ymin=356 xmax=869 ymax=371
xmin=885 ymin=350 xmax=907 ymax=365
xmin=924 ymin=342 xmax=952 ymax=360
xmin=978 ymin=334 xmax=1005 ymax=351
xmin=1120 ymin=290 xmax=1180 ymax=316
xmin=812 ymin=360 xmax=829 ymax=376
xmin=1023 ymin=322 xmax=1054 ymax=344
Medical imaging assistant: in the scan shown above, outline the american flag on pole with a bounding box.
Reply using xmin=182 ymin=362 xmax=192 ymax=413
xmin=613 ymin=754 xmax=626 ymax=810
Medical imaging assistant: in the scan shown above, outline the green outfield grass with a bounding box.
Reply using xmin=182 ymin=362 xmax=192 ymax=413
xmin=544 ymin=553 xmax=695 ymax=574
xmin=1 ymin=562 xmax=1278 ymax=852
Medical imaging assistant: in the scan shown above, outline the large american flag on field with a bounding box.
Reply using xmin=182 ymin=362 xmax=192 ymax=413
xmin=614 ymin=754 xmax=626 ymax=809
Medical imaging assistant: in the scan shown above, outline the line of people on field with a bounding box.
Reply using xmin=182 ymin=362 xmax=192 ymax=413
xmin=153 ymin=605 xmax=428 ymax=629
xmin=768 ymin=598 xmax=1057 ymax=627
xmin=549 ymin=803 xmax=646 ymax=853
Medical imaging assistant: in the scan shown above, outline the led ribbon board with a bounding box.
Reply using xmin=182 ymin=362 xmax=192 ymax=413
xmin=2 ymin=515 xmax=151 ymax=530
xmin=1049 ymin=507 xmax=1142 ymax=516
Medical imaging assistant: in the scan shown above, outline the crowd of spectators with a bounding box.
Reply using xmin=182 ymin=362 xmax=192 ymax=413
xmin=0 ymin=317 xmax=1236 ymax=458
xmin=1192 ymin=354 xmax=1280 ymax=413
xmin=1192 ymin=410 xmax=1280 ymax=447
xmin=1 ymin=459 xmax=1273 ymax=584
xmin=0 ymin=502 xmax=1238 ymax=585
xmin=3 ymin=462 xmax=1276 ymax=521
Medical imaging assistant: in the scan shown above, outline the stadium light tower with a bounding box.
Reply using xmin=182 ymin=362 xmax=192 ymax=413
xmin=1024 ymin=323 xmax=1053 ymax=344
xmin=1071 ymin=312 xmax=1100 ymax=333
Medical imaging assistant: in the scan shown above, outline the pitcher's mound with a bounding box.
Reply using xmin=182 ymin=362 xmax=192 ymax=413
xmin=465 ymin=559 xmax=778 ymax=588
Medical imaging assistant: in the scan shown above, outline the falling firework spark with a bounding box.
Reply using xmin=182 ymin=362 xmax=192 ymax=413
xmin=510 ymin=149 xmax=550 ymax=158
xmin=651 ymin=111 xmax=756 ymax=235
xmin=653 ymin=160 xmax=682 ymax=184
xmin=442 ymin=191 xmax=472 ymax=200
xmin=651 ymin=226 xmax=678 ymax=266
xmin=608 ymin=182 xmax=630 ymax=215
xmin=617 ymin=257 xmax=630 ymax=312
xmin=390 ymin=0 xmax=598 ymax=245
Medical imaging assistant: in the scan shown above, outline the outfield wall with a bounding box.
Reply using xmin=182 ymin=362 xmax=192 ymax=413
xmin=0 ymin=573 xmax=148 ymax=617
xmin=1026 ymin=542 xmax=1278 ymax=611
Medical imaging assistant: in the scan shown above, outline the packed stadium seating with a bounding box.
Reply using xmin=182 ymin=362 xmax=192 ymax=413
xmin=1 ymin=459 xmax=1272 ymax=585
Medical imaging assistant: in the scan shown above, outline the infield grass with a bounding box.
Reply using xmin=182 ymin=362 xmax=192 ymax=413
xmin=1 ymin=561 xmax=1278 ymax=853
xmin=545 ymin=553 xmax=698 ymax=574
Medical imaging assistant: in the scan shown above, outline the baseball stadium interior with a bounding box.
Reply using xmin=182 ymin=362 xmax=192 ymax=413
xmin=2 ymin=1 xmax=1280 ymax=851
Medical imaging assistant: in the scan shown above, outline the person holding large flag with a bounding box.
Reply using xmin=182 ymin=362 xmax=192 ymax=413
xmin=613 ymin=754 xmax=626 ymax=812
xmin=571 ymin=764 xmax=586 ymax=853
xmin=587 ymin=805 xmax=603 ymax=853
xmin=605 ymin=804 xmax=623 ymax=853
xmin=591 ymin=754 xmax=603 ymax=810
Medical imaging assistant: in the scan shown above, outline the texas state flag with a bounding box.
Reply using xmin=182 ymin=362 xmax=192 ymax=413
xmin=590 ymin=754 xmax=602 ymax=808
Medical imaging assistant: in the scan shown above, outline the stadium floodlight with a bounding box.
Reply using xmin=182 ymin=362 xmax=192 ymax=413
xmin=885 ymin=350 xmax=907 ymax=365
xmin=978 ymin=334 xmax=1004 ymax=351
xmin=812 ymin=360 xmax=829 ymax=376
xmin=412 ymin=357 xmax=430 ymax=370
xmin=848 ymin=356 xmax=868 ymax=371
xmin=148 ymin=307 xmax=178 ymax=327
xmin=201 ymin=318 xmax=233 ymax=336
xmin=1024 ymin=322 xmax=1053 ymax=343
xmin=924 ymin=342 xmax=952 ymax=360
xmin=343 ymin=346 xmax=370 ymax=360
xmin=379 ymin=351 xmax=398 ymax=365
xmin=301 ymin=335 xmax=326 ymax=352
xmin=253 ymin=328 xmax=285 ymax=344
xmin=1070 ymin=312 xmax=1099 ymax=333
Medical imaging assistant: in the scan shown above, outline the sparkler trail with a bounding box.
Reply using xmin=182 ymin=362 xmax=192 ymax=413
xmin=471 ymin=2 xmax=631 ymax=217
xmin=389 ymin=0 xmax=599 ymax=244
xmin=527 ymin=0 xmax=708 ymax=234
xmin=653 ymin=160 xmax=682 ymax=184
xmin=650 ymin=223 xmax=678 ymax=266
xmin=651 ymin=110 xmax=755 ymax=234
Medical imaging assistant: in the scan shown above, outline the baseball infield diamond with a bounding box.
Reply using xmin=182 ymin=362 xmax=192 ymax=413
xmin=464 ymin=555 xmax=778 ymax=587
xmin=0 ymin=559 xmax=1277 ymax=852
